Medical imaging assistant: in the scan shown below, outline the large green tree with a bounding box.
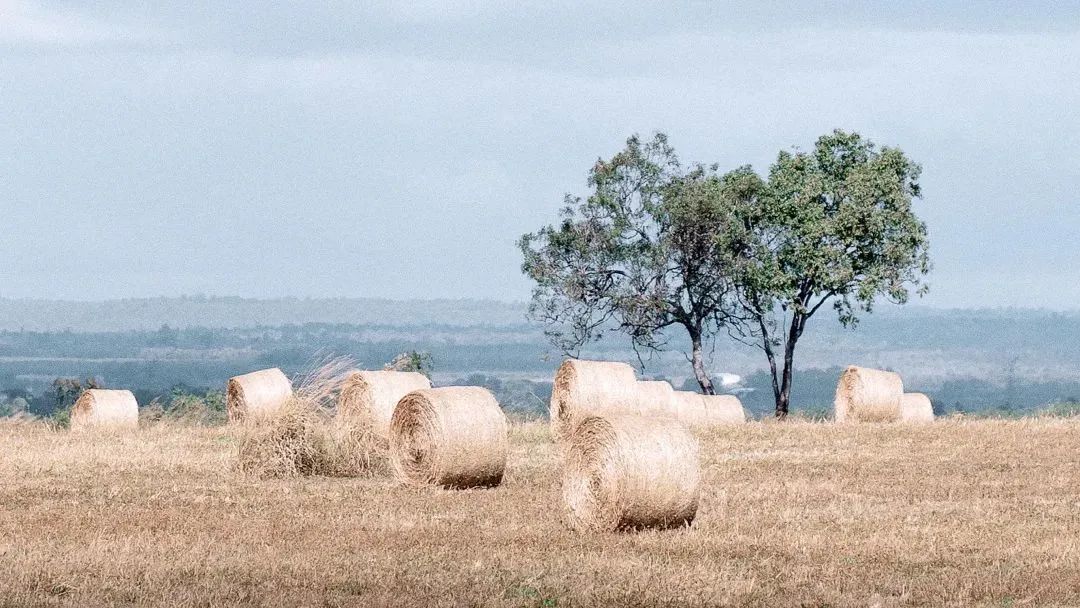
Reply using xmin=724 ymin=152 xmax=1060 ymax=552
xmin=520 ymin=130 xmax=930 ymax=413
xmin=732 ymin=130 xmax=930 ymax=417
xmin=518 ymin=134 xmax=746 ymax=394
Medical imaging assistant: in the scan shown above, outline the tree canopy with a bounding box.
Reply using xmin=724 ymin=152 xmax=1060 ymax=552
xmin=520 ymin=129 xmax=930 ymax=414
xmin=519 ymin=134 xmax=746 ymax=393
xmin=732 ymin=130 xmax=930 ymax=415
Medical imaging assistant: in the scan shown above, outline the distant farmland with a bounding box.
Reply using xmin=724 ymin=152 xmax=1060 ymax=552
xmin=3 ymin=299 xmax=1080 ymax=417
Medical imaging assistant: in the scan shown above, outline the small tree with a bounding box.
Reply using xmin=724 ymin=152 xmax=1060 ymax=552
xmin=519 ymin=134 xmax=745 ymax=394
xmin=385 ymin=351 xmax=434 ymax=378
xmin=52 ymin=377 xmax=101 ymax=412
xmin=733 ymin=130 xmax=930 ymax=417
xmin=50 ymin=376 xmax=102 ymax=426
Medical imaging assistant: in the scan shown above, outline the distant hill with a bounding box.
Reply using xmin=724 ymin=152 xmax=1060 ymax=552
xmin=2 ymin=298 xmax=1079 ymax=385
xmin=0 ymin=296 xmax=528 ymax=331
xmin=2 ymin=298 xmax=1080 ymax=416
xmin=9 ymin=296 xmax=1077 ymax=335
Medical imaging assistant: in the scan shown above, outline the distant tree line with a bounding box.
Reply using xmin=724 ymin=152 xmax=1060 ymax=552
xmin=3 ymin=309 xmax=1080 ymax=419
xmin=4 ymin=367 xmax=1080 ymax=423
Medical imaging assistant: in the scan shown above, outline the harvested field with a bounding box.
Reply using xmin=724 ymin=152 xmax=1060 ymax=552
xmin=1 ymin=418 xmax=1078 ymax=607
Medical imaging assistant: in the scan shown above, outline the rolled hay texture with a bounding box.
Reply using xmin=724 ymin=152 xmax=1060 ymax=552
xmin=671 ymin=391 xmax=746 ymax=427
xmin=900 ymin=392 xmax=934 ymax=422
xmin=562 ymin=414 xmax=701 ymax=532
xmin=389 ymin=386 xmax=509 ymax=489
xmin=337 ymin=370 xmax=431 ymax=438
xmin=833 ymin=366 xmax=904 ymax=422
xmin=549 ymin=359 xmax=641 ymax=441
xmin=634 ymin=380 xmax=677 ymax=416
xmin=227 ymin=368 xmax=293 ymax=423
xmin=701 ymin=394 xmax=746 ymax=424
xmin=70 ymin=389 xmax=139 ymax=430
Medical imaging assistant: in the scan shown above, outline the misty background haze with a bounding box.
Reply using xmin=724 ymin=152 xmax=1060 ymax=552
xmin=1 ymin=2 xmax=1078 ymax=308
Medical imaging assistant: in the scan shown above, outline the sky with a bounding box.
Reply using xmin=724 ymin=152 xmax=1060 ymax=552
xmin=0 ymin=1 xmax=1078 ymax=308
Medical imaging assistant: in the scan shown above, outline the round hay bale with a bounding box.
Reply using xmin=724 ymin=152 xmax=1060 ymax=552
xmin=549 ymin=359 xmax=640 ymax=441
xmin=337 ymin=370 xmax=431 ymax=438
xmin=900 ymin=392 xmax=934 ymax=422
xmin=672 ymin=391 xmax=746 ymax=427
xmin=634 ymin=380 xmax=677 ymax=416
xmin=227 ymin=368 xmax=293 ymax=423
xmin=389 ymin=386 xmax=509 ymax=489
xmin=671 ymin=391 xmax=706 ymax=423
xmin=702 ymin=394 xmax=746 ymax=424
xmin=833 ymin=366 xmax=904 ymax=422
xmin=562 ymin=414 xmax=700 ymax=532
xmin=71 ymin=389 xmax=138 ymax=430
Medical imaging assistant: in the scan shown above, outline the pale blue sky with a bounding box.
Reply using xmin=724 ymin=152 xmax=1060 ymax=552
xmin=1 ymin=2 xmax=1078 ymax=307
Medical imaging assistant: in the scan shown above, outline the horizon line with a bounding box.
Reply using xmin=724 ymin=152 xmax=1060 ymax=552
xmin=1 ymin=295 xmax=1078 ymax=315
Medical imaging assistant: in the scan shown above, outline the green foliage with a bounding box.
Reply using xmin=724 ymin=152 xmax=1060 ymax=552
xmin=1039 ymin=400 xmax=1080 ymax=418
xmin=166 ymin=388 xmax=228 ymax=425
xmin=790 ymin=405 xmax=834 ymax=422
xmin=49 ymin=377 xmax=101 ymax=427
xmin=505 ymin=584 xmax=562 ymax=607
xmin=51 ymin=407 xmax=71 ymax=429
xmin=448 ymin=373 xmax=552 ymax=419
xmin=739 ymin=129 xmax=929 ymax=327
xmin=52 ymin=377 xmax=100 ymax=411
xmin=0 ymin=396 xmax=27 ymax=417
xmin=519 ymin=133 xmax=745 ymax=393
xmin=385 ymin=351 xmax=434 ymax=378
xmin=731 ymin=130 xmax=929 ymax=415
xmin=520 ymin=130 xmax=930 ymax=413
xmin=140 ymin=387 xmax=228 ymax=426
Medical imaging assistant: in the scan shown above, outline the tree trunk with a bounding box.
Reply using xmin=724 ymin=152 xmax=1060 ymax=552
xmin=758 ymin=319 xmax=781 ymax=408
xmin=689 ymin=331 xmax=715 ymax=395
xmin=774 ymin=314 xmax=802 ymax=418
xmin=776 ymin=339 xmax=796 ymax=417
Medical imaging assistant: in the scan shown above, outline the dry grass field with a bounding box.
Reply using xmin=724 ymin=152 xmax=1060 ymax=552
xmin=1 ymin=418 xmax=1079 ymax=607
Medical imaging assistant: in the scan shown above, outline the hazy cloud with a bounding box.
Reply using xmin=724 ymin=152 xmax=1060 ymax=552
xmin=1 ymin=2 xmax=1079 ymax=307
xmin=0 ymin=0 xmax=173 ymax=48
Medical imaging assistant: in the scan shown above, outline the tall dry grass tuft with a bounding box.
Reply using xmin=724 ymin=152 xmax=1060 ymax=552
xmin=236 ymin=359 xmax=385 ymax=478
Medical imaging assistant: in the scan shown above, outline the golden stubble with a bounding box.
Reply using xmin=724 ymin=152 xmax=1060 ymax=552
xmin=1 ymin=417 xmax=1078 ymax=607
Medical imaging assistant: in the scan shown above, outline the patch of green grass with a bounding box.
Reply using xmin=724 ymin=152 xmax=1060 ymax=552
xmin=50 ymin=407 xmax=71 ymax=429
xmin=505 ymin=584 xmax=564 ymax=607
xmin=1038 ymin=400 xmax=1080 ymax=418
